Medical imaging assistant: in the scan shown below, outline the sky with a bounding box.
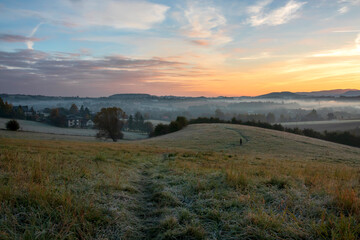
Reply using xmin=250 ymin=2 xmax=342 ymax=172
xmin=0 ymin=0 xmax=360 ymax=97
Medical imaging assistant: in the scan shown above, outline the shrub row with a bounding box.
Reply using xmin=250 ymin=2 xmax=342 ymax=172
xmin=149 ymin=117 xmax=188 ymax=137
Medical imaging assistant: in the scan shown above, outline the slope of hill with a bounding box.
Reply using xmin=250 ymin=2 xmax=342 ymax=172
xmin=256 ymin=91 xmax=302 ymax=99
xmin=342 ymin=90 xmax=360 ymax=97
xmin=144 ymin=123 xmax=360 ymax=163
xmin=1 ymin=124 xmax=359 ymax=239
xmin=297 ymin=89 xmax=359 ymax=97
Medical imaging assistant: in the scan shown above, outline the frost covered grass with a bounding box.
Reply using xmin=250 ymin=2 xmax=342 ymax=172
xmin=1 ymin=123 xmax=359 ymax=239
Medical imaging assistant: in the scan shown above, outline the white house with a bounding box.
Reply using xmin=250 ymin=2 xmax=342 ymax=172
xmin=85 ymin=119 xmax=95 ymax=128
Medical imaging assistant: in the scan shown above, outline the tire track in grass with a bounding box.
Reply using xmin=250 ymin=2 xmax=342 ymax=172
xmin=130 ymin=160 xmax=166 ymax=240
xmin=224 ymin=127 xmax=250 ymax=150
xmin=225 ymin=127 xmax=250 ymax=142
xmin=136 ymin=167 xmax=160 ymax=239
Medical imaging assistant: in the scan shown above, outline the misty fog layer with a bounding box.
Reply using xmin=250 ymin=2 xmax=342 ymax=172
xmin=2 ymin=95 xmax=360 ymax=123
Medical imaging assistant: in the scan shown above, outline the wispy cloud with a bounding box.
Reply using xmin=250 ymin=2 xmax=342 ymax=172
xmin=311 ymin=33 xmax=360 ymax=57
xmin=332 ymin=29 xmax=360 ymax=33
xmin=0 ymin=34 xmax=42 ymax=43
xmin=247 ymin=0 xmax=306 ymax=26
xmin=0 ymin=49 xmax=205 ymax=96
xmin=338 ymin=6 xmax=349 ymax=14
xmin=190 ymin=39 xmax=210 ymax=46
xmin=26 ymin=23 xmax=43 ymax=50
xmin=7 ymin=0 xmax=169 ymax=30
xmin=237 ymin=52 xmax=272 ymax=60
xmin=67 ymin=0 xmax=169 ymax=30
xmin=338 ymin=0 xmax=360 ymax=14
xmin=181 ymin=2 xmax=231 ymax=46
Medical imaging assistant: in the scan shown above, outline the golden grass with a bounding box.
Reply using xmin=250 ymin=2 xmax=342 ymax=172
xmin=1 ymin=123 xmax=360 ymax=239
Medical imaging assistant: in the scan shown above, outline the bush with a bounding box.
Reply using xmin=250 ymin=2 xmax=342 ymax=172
xmin=150 ymin=116 xmax=188 ymax=137
xmin=6 ymin=119 xmax=20 ymax=131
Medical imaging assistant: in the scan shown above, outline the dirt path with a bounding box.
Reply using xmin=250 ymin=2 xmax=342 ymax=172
xmin=225 ymin=126 xmax=250 ymax=142
xmin=134 ymin=165 xmax=162 ymax=239
xmin=120 ymin=158 xmax=175 ymax=240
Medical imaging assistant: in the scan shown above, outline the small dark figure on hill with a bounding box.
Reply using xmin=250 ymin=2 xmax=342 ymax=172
xmin=240 ymin=138 xmax=243 ymax=146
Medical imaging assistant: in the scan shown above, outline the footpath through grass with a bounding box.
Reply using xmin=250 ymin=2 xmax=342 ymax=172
xmin=1 ymin=124 xmax=360 ymax=239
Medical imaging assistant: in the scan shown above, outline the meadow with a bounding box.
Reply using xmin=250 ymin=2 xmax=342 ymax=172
xmin=0 ymin=124 xmax=360 ymax=239
xmin=0 ymin=118 xmax=148 ymax=140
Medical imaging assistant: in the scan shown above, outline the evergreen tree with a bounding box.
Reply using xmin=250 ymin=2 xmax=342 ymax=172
xmin=128 ymin=115 xmax=134 ymax=129
xmin=69 ymin=103 xmax=79 ymax=115
xmin=80 ymin=105 xmax=85 ymax=115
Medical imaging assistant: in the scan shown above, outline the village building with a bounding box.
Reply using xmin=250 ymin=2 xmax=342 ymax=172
xmin=13 ymin=106 xmax=34 ymax=116
xmin=66 ymin=115 xmax=83 ymax=128
xmin=85 ymin=119 xmax=95 ymax=128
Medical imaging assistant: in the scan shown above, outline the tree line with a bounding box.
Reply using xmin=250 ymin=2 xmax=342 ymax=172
xmin=47 ymin=104 xmax=91 ymax=127
xmin=149 ymin=116 xmax=188 ymax=137
xmin=0 ymin=97 xmax=36 ymax=120
xmin=124 ymin=112 xmax=153 ymax=133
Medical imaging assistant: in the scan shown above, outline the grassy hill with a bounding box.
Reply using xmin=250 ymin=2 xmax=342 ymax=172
xmin=1 ymin=124 xmax=359 ymax=239
xmin=144 ymin=124 xmax=360 ymax=164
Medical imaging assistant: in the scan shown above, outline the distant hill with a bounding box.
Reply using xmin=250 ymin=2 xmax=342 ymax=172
xmin=256 ymin=89 xmax=360 ymax=99
xmin=2 ymin=89 xmax=360 ymax=102
xmin=296 ymin=89 xmax=359 ymax=97
xmin=341 ymin=90 xmax=360 ymax=97
xmin=256 ymin=91 xmax=303 ymax=99
xmin=108 ymin=94 xmax=153 ymax=99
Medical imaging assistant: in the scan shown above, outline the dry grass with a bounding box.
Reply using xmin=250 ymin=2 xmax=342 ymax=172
xmin=1 ymin=123 xmax=359 ymax=239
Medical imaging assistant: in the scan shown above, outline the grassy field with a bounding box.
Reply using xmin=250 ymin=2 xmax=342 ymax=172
xmin=281 ymin=119 xmax=360 ymax=132
xmin=1 ymin=124 xmax=360 ymax=239
xmin=0 ymin=118 xmax=148 ymax=140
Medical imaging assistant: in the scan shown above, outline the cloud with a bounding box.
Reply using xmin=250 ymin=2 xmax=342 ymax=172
xmin=26 ymin=23 xmax=43 ymax=50
xmin=7 ymin=0 xmax=169 ymax=30
xmin=338 ymin=0 xmax=360 ymax=14
xmin=339 ymin=0 xmax=360 ymax=4
xmin=338 ymin=6 xmax=349 ymax=14
xmin=332 ymin=29 xmax=360 ymax=33
xmin=237 ymin=52 xmax=272 ymax=60
xmin=0 ymin=34 xmax=42 ymax=43
xmin=184 ymin=4 xmax=226 ymax=38
xmin=247 ymin=0 xmax=273 ymax=15
xmin=190 ymin=40 xmax=210 ymax=46
xmin=69 ymin=0 xmax=169 ymax=29
xmin=0 ymin=49 xmax=203 ymax=96
xmin=311 ymin=33 xmax=360 ymax=57
xmin=181 ymin=2 xmax=231 ymax=46
xmin=247 ymin=0 xmax=306 ymax=26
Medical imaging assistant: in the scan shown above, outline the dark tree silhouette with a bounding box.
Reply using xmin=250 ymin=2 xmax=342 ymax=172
xmin=6 ymin=119 xmax=20 ymax=131
xmin=94 ymin=107 xmax=125 ymax=142
xmin=49 ymin=108 xmax=67 ymax=127
xmin=143 ymin=121 xmax=154 ymax=133
xmin=69 ymin=103 xmax=79 ymax=115
xmin=150 ymin=116 xmax=188 ymax=137
xmin=127 ymin=115 xmax=134 ymax=129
